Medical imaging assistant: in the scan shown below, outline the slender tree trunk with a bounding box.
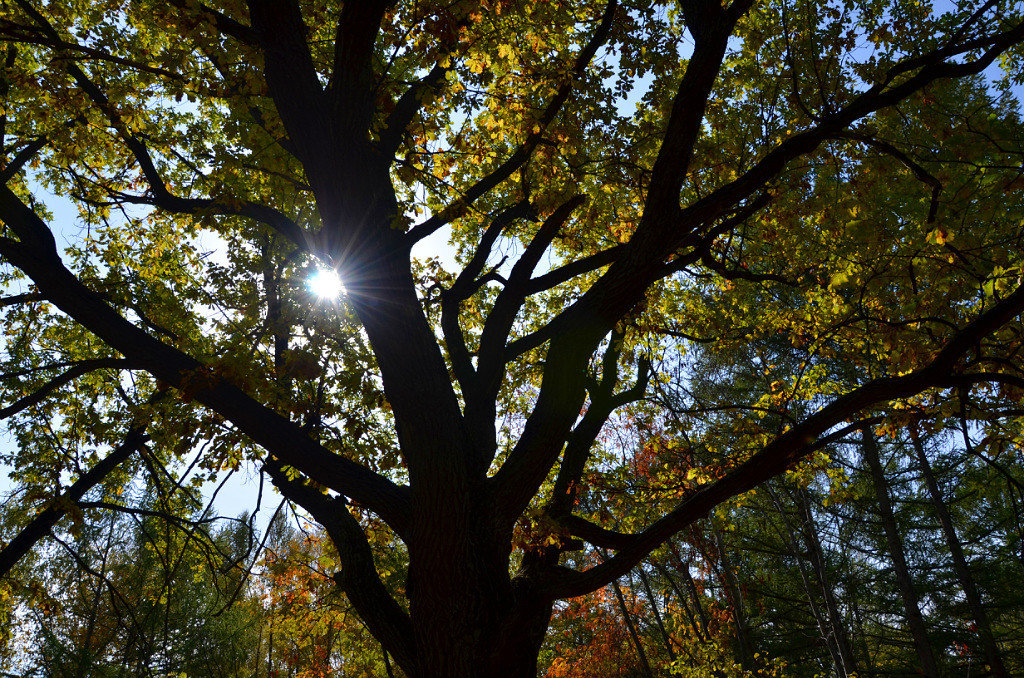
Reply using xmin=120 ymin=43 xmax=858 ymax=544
xmin=676 ymin=543 xmax=714 ymax=642
xmin=711 ymin=525 xmax=755 ymax=672
xmin=850 ymin=593 xmax=878 ymax=677
xmin=795 ymin=489 xmax=858 ymax=677
xmin=861 ymin=427 xmax=939 ymax=677
xmin=910 ymin=425 xmax=1008 ymax=677
xmin=638 ymin=563 xmax=678 ymax=662
xmin=653 ymin=557 xmax=706 ymax=642
xmin=611 ymin=578 xmax=656 ymax=678
xmin=683 ymin=570 xmax=712 ymax=641
xmin=253 ymin=625 xmax=262 ymax=678
xmin=267 ymin=629 xmax=274 ymax=678
xmin=768 ymin=486 xmax=847 ymax=675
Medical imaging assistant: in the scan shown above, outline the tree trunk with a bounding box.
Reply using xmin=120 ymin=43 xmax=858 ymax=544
xmin=910 ymin=425 xmax=1008 ymax=677
xmin=402 ymin=510 xmax=554 ymax=678
xmin=711 ymin=525 xmax=755 ymax=672
xmin=681 ymin=562 xmax=712 ymax=641
xmin=768 ymin=486 xmax=848 ymax=676
xmin=795 ymin=489 xmax=858 ymax=677
xmin=611 ymin=577 xmax=656 ymax=678
xmin=850 ymin=592 xmax=878 ymax=677
xmin=861 ymin=427 xmax=939 ymax=677
xmin=652 ymin=557 xmax=706 ymax=642
xmin=638 ymin=563 xmax=678 ymax=662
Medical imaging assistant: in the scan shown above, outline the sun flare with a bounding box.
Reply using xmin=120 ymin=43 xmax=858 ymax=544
xmin=308 ymin=269 xmax=345 ymax=300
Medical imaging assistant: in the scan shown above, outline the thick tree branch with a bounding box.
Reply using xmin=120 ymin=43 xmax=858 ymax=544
xmin=542 ymin=281 xmax=1024 ymax=598
xmin=523 ymin=244 xmax=626 ymax=296
xmin=491 ymin=17 xmax=1024 ymax=527
xmin=0 ymin=134 xmax=47 ymax=185
xmin=0 ymin=186 xmax=411 ymax=533
xmin=112 ymin=189 xmax=308 ymax=248
xmin=458 ymin=196 xmax=586 ymax=470
xmin=558 ymin=515 xmax=634 ymax=550
xmin=488 ymin=7 xmax=745 ymax=524
xmin=546 ymin=341 xmax=649 ymax=522
xmin=0 ymin=291 xmax=41 ymax=307
xmin=440 ymin=200 xmax=536 ymax=396
xmin=643 ymin=0 xmax=742 ymax=222
xmin=476 ymin=196 xmax=587 ymax=397
xmin=329 ymin=0 xmax=393 ymax=137
xmin=0 ymin=427 xmax=147 ymax=578
xmin=246 ymin=0 xmax=334 ymax=205
xmin=0 ymin=357 xmax=132 ymax=419
xmin=267 ymin=462 xmax=416 ymax=675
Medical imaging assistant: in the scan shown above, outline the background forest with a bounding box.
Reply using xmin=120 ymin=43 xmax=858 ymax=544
xmin=4 ymin=412 xmax=1023 ymax=677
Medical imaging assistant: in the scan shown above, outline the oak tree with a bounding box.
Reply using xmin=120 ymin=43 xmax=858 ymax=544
xmin=2 ymin=0 xmax=1024 ymax=675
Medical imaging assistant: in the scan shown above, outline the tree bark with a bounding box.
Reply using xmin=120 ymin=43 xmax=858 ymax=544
xmin=404 ymin=512 xmax=554 ymax=677
xmin=861 ymin=427 xmax=939 ymax=677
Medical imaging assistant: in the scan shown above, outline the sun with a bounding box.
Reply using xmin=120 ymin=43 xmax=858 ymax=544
xmin=308 ymin=268 xmax=345 ymax=300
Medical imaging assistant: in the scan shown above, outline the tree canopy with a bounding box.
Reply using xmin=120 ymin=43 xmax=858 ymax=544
xmin=1 ymin=0 xmax=1024 ymax=675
